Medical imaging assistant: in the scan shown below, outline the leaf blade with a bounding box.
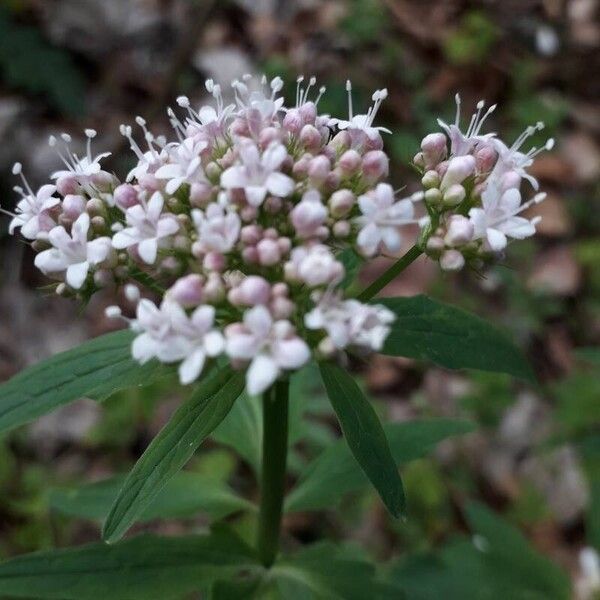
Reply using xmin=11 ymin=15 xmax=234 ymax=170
xmin=286 ymin=419 xmax=472 ymax=513
xmin=0 ymin=330 xmax=166 ymax=434
xmin=318 ymin=362 xmax=404 ymax=518
xmin=379 ymin=295 xmax=534 ymax=381
xmin=0 ymin=532 xmax=259 ymax=600
xmin=102 ymin=366 xmax=245 ymax=543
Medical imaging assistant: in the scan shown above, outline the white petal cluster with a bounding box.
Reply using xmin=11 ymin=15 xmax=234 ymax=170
xmin=4 ymin=76 xmax=552 ymax=395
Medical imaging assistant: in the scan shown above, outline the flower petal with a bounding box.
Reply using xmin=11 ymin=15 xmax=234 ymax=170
xmin=246 ymin=354 xmax=279 ymax=396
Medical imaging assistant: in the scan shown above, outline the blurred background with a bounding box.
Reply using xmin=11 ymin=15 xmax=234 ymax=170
xmin=0 ymin=0 xmax=598 ymax=597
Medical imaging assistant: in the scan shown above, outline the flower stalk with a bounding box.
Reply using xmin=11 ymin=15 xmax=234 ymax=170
xmin=256 ymin=378 xmax=289 ymax=567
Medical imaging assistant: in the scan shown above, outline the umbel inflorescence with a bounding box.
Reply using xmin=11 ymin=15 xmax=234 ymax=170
xmin=4 ymin=76 xmax=553 ymax=395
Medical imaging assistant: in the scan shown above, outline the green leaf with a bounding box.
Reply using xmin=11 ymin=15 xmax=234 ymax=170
xmin=318 ymin=362 xmax=404 ymax=518
xmin=0 ymin=330 xmax=167 ymax=435
xmin=0 ymin=531 xmax=260 ymax=599
xmin=49 ymin=471 xmax=253 ymax=523
xmin=378 ymin=295 xmax=534 ymax=381
xmin=102 ymin=366 xmax=245 ymax=543
xmin=212 ymin=392 xmax=263 ymax=473
xmin=392 ymin=503 xmax=571 ymax=600
xmin=286 ymin=419 xmax=472 ymax=512
xmin=271 ymin=543 xmax=390 ymax=600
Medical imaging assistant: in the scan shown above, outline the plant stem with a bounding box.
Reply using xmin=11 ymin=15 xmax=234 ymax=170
xmin=356 ymin=244 xmax=423 ymax=302
xmin=256 ymin=378 xmax=289 ymax=567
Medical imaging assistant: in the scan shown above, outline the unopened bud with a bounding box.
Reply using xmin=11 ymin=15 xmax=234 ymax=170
xmin=426 ymin=235 xmax=445 ymax=257
xmin=333 ymin=220 xmax=351 ymax=238
xmin=62 ymin=194 xmax=86 ymax=219
xmin=257 ymin=238 xmax=281 ymax=266
xmin=421 ymin=170 xmax=440 ymax=189
xmin=338 ymin=150 xmax=361 ymax=175
xmin=300 ymin=124 xmax=322 ymax=151
xmin=203 ymin=251 xmax=226 ymax=272
xmin=443 ymin=183 xmax=466 ymax=207
xmin=113 ymin=184 xmax=139 ymax=210
xmin=86 ymin=198 xmax=104 ymax=216
xmin=440 ymin=249 xmax=465 ymax=272
xmin=444 ymin=215 xmax=474 ymax=247
xmin=283 ymin=109 xmax=303 ymax=135
xmin=421 ymin=133 xmax=447 ymax=167
xmin=475 ymin=145 xmax=497 ymax=173
xmin=424 ymin=188 xmax=442 ymax=206
xmin=298 ymin=101 xmax=317 ymax=123
xmin=362 ymin=150 xmax=389 ymax=183
xmin=440 ymin=156 xmax=476 ymax=191
xmin=308 ymin=155 xmax=331 ymax=185
xmin=237 ymin=276 xmax=271 ymax=305
xmin=329 ymin=189 xmax=355 ymax=217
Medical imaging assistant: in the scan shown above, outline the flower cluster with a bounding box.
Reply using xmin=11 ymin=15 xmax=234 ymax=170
xmin=3 ymin=77 xmax=552 ymax=395
xmin=415 ymin=94 xmax=553 ymax=272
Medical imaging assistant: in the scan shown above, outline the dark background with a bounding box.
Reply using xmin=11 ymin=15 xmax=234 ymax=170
xmin=0 ymin=0 xmax=598 ymax=596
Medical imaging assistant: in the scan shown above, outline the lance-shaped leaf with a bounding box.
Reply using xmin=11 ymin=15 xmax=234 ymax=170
xmin=102 ymin=366 xmax=245 ymax=543
xmin=378 ymin=295 xmax=535 ymax=382
xmin=319 ymin=362 xmax=404 ymax=518
xmin=286 ymin=419 xmax=473 ymax=512
xmin=0 ymin=330 xmax=168 ymax=434
xmin=49 ymin=471 xmax=254 ymax=523
xmin=0 ymin=531 xmax=260 ymax=599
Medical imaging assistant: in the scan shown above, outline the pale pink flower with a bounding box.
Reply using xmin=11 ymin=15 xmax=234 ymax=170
xmin=225 ymin=305 xmax=310 ymax=395
xmin=112 ymin=191 xmax=179 ymax=264
xmin=221 ymin=140 xmax=294 ymax=206
xmin=290 ymin=189 xmax=328 ymax=238
xmin=192 ymin=202 xmax=241 ymax=253
xmin=286 ymin=245 xmax=344 ymax=287
xmin=34 ymin=213 xmax=112 ymax=289
xmin=154 ymin=137 xmax=209 ymax=194
xmin=355 ymin=183 xmax=416 ymax=257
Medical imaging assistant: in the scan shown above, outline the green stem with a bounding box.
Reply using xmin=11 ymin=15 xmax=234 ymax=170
xmin=356 ymin=244 xmax=423 ymax=302
xmin=256 ymin=379 xmax=289 ymax=567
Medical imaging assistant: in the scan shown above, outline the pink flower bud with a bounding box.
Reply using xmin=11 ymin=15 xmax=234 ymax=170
xmin=443 ymin=183 xmax=466 ymax=207
xmin=298 ymin=101 xmax=317 ymax=123
xmin=361 ymin=150 xmax=389 ymax=183
xmin=333 ymin=220 xmax=351 ymax=238
xmin=167 ymin=274 xmax=204 ymax=307
xmin=264 ymin=196 xmax=283 ymax=214
xmin=238 ymin=275 xmax=271 ymax=305
xmin=421 ymin=133 xmax=447 ymax=167
xmin=259 ymin=126 xmax=280 ymax=148
xmin=338 ymin=149 xmax=362 ymax=175
xmin=138 ymin=173 xmax=161 ymax=191
xmin=91 ymin=170 xmax=116 ymax=191
xmin=240 ymin=205 xmax=258 ymax=222
xmin=230 ymin=117 xmax=249 ymax=136
xmin=264 ymin=227 xmax=278 ymax=240
xmin=86 ymin=198 xmax=104 ymax=216
xmin=444 ymin=215 xmax=474 ymax=247
xmin=413 ymin=152 xmax=425 ymax=169
xmin=257 ymin=238 xmax=281 ymax=266
xmin=440 ymin=156 xmax=476 ymax=191
xmin=292 ymin=154 xmax=312 ymax=178
xmin=272 ymin=282 xmax=288 ymax=297
xmin=426 ymin=235 xmax=445 ymax=257
xmin=291 ymin=193 xmax=327 ymax=238
xmin=283 ymin=109 xmax=303 ymax=134
xmin=190 ymin=182 xmax=213 ymax=207
xmin=56 ymin=174 xmax=80 ymax=196
xmin=308 ymin=155 xmax=331 ymax=185
xmin=278 ymin=237 xmax=292 ymax=254
xmin=114 ymin=184 xmax=139 ymax=210
xmin=475 ymin=145 xmax=497 ymax=173
xmin=240 ymin=225 xmax=262 ymax=245
xmin=300 ymin=125 xmax=322 ymax=151
xmin=329 ymin=130 xmax=351 ymax=152
xmin=329 ymin=189 xmax=355 ymax=218
xmin=324 ymin=170 xmax=341 ymax=191
xmin=440 ymin=249 xmax=465 ymax=271
xmin=61 ymin=194 xmax=86 ymax=220
xmin=270 ymin=296 xmax=295 ymax=319
xmin=203 ymin=251 xmax=226 ymax=272
xmin=242 ymin=246 xmax=259 ymax=264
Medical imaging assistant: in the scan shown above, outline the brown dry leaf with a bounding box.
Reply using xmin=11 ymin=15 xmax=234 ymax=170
xmin=524 ymin=192 xmax=572 ymax=237
xmin=528 ymin=245 xmax=582 ymax=296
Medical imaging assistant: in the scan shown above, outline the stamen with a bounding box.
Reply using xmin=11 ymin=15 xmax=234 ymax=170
xmin=346 ymin=80 xmax=353 ymax=119
xmin=454 ymin=93 xmax=461 ymax=127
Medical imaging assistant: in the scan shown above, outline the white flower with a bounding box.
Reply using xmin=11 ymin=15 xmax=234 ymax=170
xmin=131 ymin=299 xmax=189 ymax=364
xmin=330 ymin=83 xmax=391 ymax=140
xmin=437 ymin=95 xmax=496 ymax=157
xmin=154 ymin=137 xmax=209 ymax=194
xmin=576 ymin=547 xmax=600 ymax=600
xmin=491 ymin=122 xmax=554 ymax=190
xmin=305 ymin=293 xmax=395 ymax=351
xmin=225 ymin=305 xmax=310 ymax=395
xmin=469 ymin=179 xmax=545 ymax=252
xmin=7 ymin=163 xmax=59 ymax=239
xmin=221 ymin=140 xmax=294 ymax=206
xmin=112 ymin=191 xmax=179 ymax=264
xmin=286 ymin=244 xmax=344 ymax=287
xmin=34 ymin=213 xmax=112 ymax=289
xmin=355 ymin=183 xmax=416 ymax=257
xmin=49 ymin=130 xmax=111 ymax=184
xmin=120 ymin=122 xmax=169 ymax=182
xmin=169 ymin=303 xmax=225 ymax=384
xmin=192 ymin=202 xmax=241 ymax=253
xmin=232 ymin=76 xmax=285 ymax=124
